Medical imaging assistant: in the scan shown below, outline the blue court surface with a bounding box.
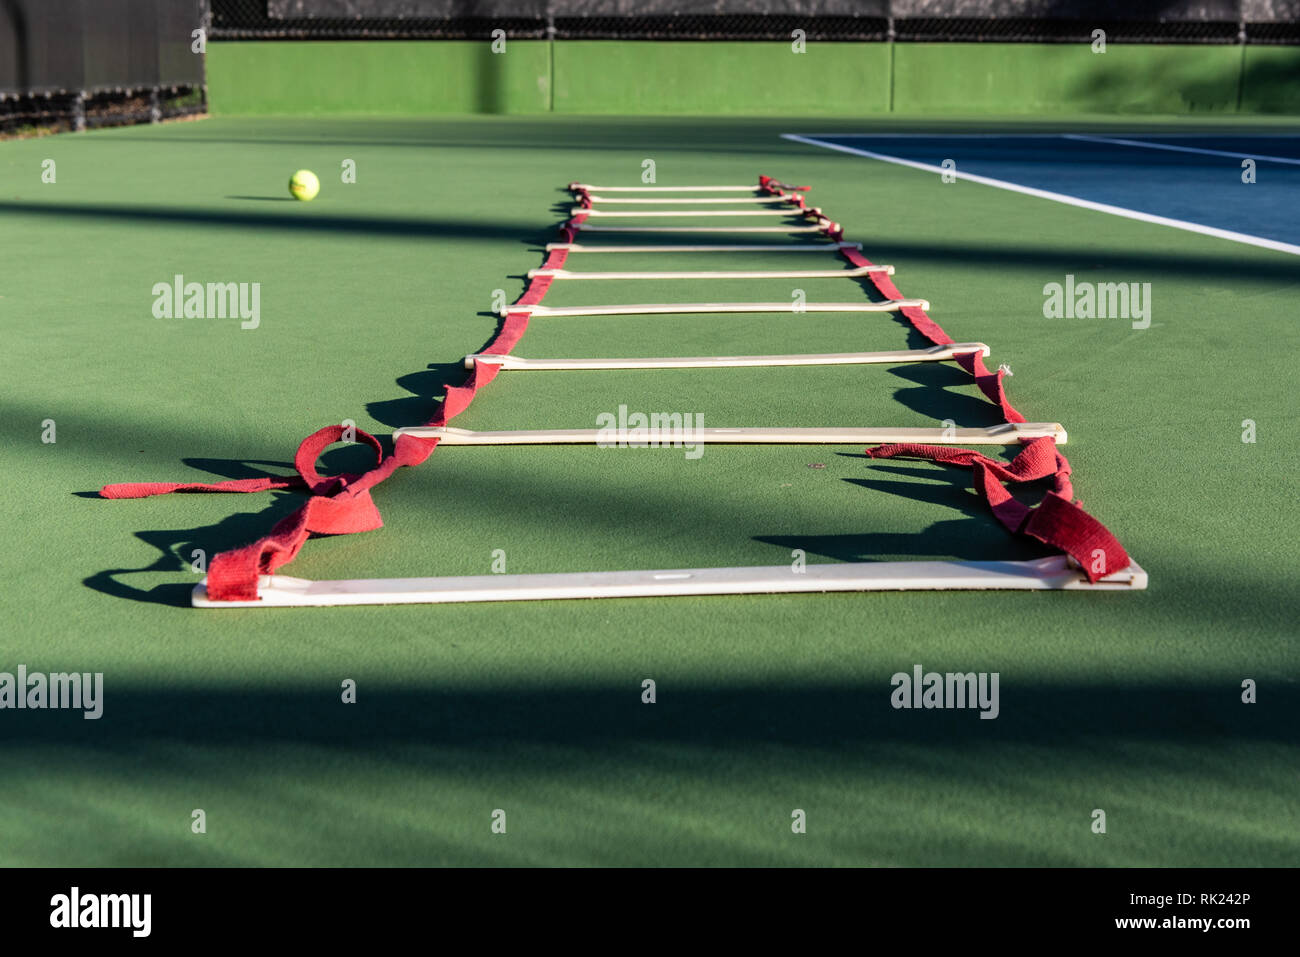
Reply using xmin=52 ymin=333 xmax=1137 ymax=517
xmin=787 ymin=133 xmax=1300 ymax=254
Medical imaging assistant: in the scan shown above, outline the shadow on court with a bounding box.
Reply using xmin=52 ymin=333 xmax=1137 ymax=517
xmin=81 ymin=459 xmax=316 ymax=608
xmin=0 ymin=659 xmax=1292 ymax=742
xmin=86 ymin=113 xmax=1300 ymax=155
xmin=885 ymin=362 xmax=1009 ymax=426
xmin=367 ymin=360 xmax=477 ymax=428
xmin=0 ymin=200 xmax=556 ymax=244
xmin=7 ymin=196 xmax=1296 ymax=284
xmin=5 ymin=657 xmax=1295 ymax=864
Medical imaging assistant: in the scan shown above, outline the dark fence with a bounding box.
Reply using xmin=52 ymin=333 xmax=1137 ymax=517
xmin=0 ymin=0 xmax=207 ymax=134
xmin=209 ymin=0 xmax=1300 ymax=43
xmin=4 ymin=1 xmax=1296 ymax=133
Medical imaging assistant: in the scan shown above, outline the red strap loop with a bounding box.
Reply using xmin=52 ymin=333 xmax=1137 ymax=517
xmin=292 ymin=424 xmax=385 ymax=493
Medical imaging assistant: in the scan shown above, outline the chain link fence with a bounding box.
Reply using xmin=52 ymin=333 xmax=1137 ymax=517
xmin=1 ymin=0 xmax=206 ymax=136
xmin=209 ymin=0 xmax=1299 ymax=43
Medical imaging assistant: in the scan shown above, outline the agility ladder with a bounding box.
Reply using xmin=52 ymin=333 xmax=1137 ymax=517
xmin=101 ymin=175 xmax=1146 ymax=607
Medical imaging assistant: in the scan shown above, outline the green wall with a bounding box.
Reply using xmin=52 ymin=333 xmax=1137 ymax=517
xmin=207 ymin=41 xmax=552 ymax=115
xmin=1239 ymin=46 xmax=1300 ymax=113
xmin=207 ymin=40 xmax=1300 ymax=116
xmin=552 ymin=41 xmax=891 ymax=114
xmin=892 ymin=43 xmax=1244 ymax=114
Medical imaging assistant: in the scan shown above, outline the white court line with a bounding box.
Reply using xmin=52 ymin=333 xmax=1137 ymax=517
xmin=1063 ymin=132 xmax=1300 ymax=166
xmin=794 ymin=132 xmax=1069 ymax=138
xmin=782 ymin=133 xmax=1300 ymax=258
xmin=794 ymin=131 xmax=1300 ymax=139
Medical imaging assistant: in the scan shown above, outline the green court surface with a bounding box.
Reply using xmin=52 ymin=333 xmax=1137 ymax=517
xmin=2 ymin=115 xmax=1296 ymax=866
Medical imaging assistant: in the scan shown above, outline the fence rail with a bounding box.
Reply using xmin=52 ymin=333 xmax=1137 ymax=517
xmin=209 ymin=0 xmax=1300 ymax=44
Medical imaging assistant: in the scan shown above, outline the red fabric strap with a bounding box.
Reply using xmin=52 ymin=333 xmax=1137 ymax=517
xmin=952 ymin=350 xmax=1026 ymax=425
xmin=100 ymin=476 xmax=304 ymax=499
xmin=841 ymin=242 xmax=957 ymax=350
xmin=865 ymin=439 xmax=1127 ymax=582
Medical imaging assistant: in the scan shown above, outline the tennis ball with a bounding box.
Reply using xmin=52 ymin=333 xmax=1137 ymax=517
xmin=289 ymin=169 xmax=320 ymax=202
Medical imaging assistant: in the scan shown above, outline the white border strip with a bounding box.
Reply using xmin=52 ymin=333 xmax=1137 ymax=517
xmin=192 ymin=556 xmax=1146 ymax=607
xmin=782 ymin=133 xmax=1300 ymax=257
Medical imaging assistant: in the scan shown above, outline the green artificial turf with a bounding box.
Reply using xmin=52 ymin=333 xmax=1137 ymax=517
xmin=0 ymin=115 xmax=1296 ymax=866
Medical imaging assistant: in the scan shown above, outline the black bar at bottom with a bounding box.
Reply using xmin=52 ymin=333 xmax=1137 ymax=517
xmin=2 ymin=867 xmax=1285 ymax=943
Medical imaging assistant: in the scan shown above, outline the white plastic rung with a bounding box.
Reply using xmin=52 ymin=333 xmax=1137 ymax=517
xmin=569 ymin=184 xmax=783 ymax=192
xmin=576 ymin=225 xmax=826 ymax=233
xmin=545 ymin=242 xmax=864 ymax=252
xmin=192 ymin=556 xmax=1144 ymax=608
xmin=393 ymin=423 xmax=1068 ymax=445
xmin=577 ymin=208 xmax=801 ymax=217
xmin=503 ymin=299 xmax=929 ymax=317
xmin=463 ymin=343 xmax=990 ymax=370
xmin=586 ymin=196 xmax=793 ymax=204
xmin=527 ymin=265 xmax=893 ymax=280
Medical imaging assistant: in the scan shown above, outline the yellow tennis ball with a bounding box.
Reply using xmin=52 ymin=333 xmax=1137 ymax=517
xmin=289 ymin=169 xmax=320 ymax=201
